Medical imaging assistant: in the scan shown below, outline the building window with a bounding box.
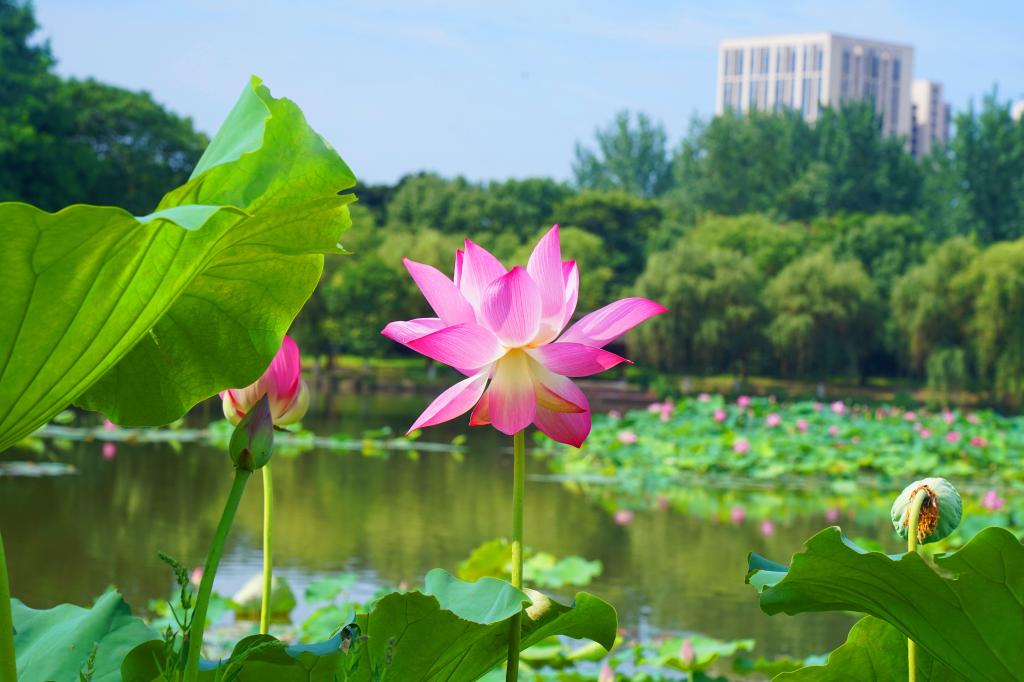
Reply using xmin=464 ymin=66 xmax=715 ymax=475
xmin=893 ymin=57 xmax=901 ymax=81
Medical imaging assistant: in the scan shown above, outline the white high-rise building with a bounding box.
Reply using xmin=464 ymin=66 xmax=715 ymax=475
xmin=910 ymin=80 xmax=951 ymax=158
xmin=717 ymin=32 xmax=914 ymax=139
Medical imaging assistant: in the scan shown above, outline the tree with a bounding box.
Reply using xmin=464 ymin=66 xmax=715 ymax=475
xmin=673 ymin=110 xmax=816 ymax=217
xmin=632 ymin=241 xmax=765 ymax=376
xmin=953 ymin=239 xmax=1024 ymax=404
xmin=685 ymin=213 xmax=808 ymax=277
xmin=891 ymin=237 xmax=978 ymax=373
xmin=60 ymin=79 xmax=208 ymax=213
xmin=831 ymin=214 xmax=926 ymax=302
xmin=764 ymin=250 xmax=880 ymax=378
xmin=815 ymin=102 xmax=922 ymax=215
xmin=573 ymin=110 xmax=672 ymax=198
xmin=551 ymin=190 xmax=661 ymax=283
xmin=949 ymin=91 xmax=1024 ymax=243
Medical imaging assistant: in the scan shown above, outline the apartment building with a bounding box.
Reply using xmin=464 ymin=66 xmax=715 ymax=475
xmin=910 ymin=79 xmax=951 ymax=157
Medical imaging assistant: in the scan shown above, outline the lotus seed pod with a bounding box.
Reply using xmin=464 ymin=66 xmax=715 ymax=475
xmin=891 ymin=477 xmax=962 ymax=544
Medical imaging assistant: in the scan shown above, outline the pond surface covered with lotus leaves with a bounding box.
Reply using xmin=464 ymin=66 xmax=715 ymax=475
xmin=7 ymin=391 xmax=1012 ymax=665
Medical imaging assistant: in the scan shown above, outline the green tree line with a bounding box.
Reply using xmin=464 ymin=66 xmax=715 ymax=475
xmin=5 ymin=0 xmax=1024 ymax=402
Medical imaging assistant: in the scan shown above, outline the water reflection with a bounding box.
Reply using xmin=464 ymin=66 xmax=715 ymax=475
xmin=0 ymin=395 xmax=883 ymax=659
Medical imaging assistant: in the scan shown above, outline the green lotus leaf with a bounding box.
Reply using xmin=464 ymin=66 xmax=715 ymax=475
xmin=0 ymin=75 xmax=355 ymax=450
xmin=775 ymin=616 xmax=957 ymax=681
xmin=746 ymin=526 xmax=1024 ymax=681
xmin=12 ymin=589 xmax=157 ymax=681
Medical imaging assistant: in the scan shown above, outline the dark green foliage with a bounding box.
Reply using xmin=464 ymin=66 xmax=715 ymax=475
xmin=573 ymin=109 xmax=672 ymax=198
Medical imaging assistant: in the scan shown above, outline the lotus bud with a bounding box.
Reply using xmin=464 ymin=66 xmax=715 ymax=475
xmin=229 ymin=394 xmax=274 ymax=471
xmin=891 ymin=477 xmax=962 ymax=544
xmin=220 ymin=335 xmax=309 ymax=426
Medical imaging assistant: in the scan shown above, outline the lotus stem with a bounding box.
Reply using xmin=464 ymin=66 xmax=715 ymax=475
xmin=0 ymin=528 xmax=16 ymax=682
xmin=506 ymin=430 xmax=525 ymax=682
xmin=183 ymin=468 xmax=251 ymax=682
xmin=260 ymin=461 xmax=274 ymax=634
xmin=905 ymin=488 xmax=928 ymax=682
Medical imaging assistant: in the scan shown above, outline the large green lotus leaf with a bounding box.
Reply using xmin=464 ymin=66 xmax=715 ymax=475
xmin=123 ymin=571 xmax=616 ymax=681
xmin=344 ymin=569 xmax=617 ymax=681
xmin=776 ymin=616 xmax=958 ymax=681
xmin=746 ymin=526 xmax=1024 ymax=681
xmin=12 ymin=589 xmax=158 ymax=681
xmin=0 ymin=76 xmax=354 ymax=449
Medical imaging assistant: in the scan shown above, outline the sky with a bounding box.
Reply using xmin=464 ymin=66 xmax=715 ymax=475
xmin=33 ymin=0 xmax=1024 ymax=185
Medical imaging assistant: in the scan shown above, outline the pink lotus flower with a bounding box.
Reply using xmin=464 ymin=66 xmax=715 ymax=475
xmin=736 ymin=395 xmax=751 ymax=408
xmin=102 ymin=442 xmax=117 ymax=460
xmin=190 ymin=567 xmax=203 ymax=586
xmin=813 ymin=402 xmax=822 ymax=412
xmin=102 ymin=419 xmax=117 ymax=431
xmin=598 ymin=661 xmax=615 ymax=682
xmin=796 ymin=419 xmax=809 ymax=433
xmin=830 ymin=400 xmax=846 ymax=415
xmin=970 ymin=436 xmax=988 ymax=448
xmin=943 ymin=410 xmax=955 ymax=424
xmin=967 ymin=413 xmax=980 ymax=425
xmin=825 ymin=507 xmax=841 ymax=523
xmin=614 ymin=509 xmax=634 ymax=526
xmin=698 ymin=393 xmax=710 ymax=402
xmin=607 ymin=409 xmax=622 ymax=419
xmin=729 ymin=506 xmax=746 ymax=524
xmin=220 ymin=336 xmax=310 ymax=426
xmin=903 ymin=411 xmax=917 ymax=422
xmin=919 ymin=428 xmax=932 ymax=439
xmin=617 ymin=430 xmax=638 ymax=445
xmin=828 ymin=425 xmax=839 ymax=436
xmin=765 ymin=413 xmax=781 ymax=428
xmin=713 ymin=408 xmax=727 ymax=423
xmin=733 ymin=437 xmax=750 ymax=454
xmin=760 ymin=519 xmax=775 ymax=536
xmin=946 ymin=431 xmax=961 ymax=444
xmin=381 ymin=226 xmax=666 ymax=446
xmin=982 ymin=490 xmax=1006 ymax=512
xmin=679 ymin=638 xmax=696 ymax=666
xmin=659 ymin=403 xmax=673 ymax=422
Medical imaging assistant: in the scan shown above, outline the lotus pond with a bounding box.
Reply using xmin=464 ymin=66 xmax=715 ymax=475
xmin=4 ymin=391 xmax=1020 ymax=679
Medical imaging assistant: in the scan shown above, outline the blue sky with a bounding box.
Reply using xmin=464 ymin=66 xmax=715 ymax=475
xmin=34 ymin=0 xmax=1024 ymax=184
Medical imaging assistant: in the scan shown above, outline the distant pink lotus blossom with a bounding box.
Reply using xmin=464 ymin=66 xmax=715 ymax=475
xmin=381 ymin=226 xmax=665 ymax=446
xmin=830 ymin=400 xmax=846 ymax=415
xmin=190 ymin=567 xmax=203 ymax=585
xmin=765 ymin=413 xmax=781 ymax=428
xmin=982 ymin=489 xmax=1006 ymax=512
xmin=796 ymin=419 xmax=809 ymax=433
xmin=737 ymin=395 xmax=751 ymax=408
xmin=679 ymin=638 xmax=696 ymax=666
xmin=760 ymin=519 xmax=775 ymax=536
xmin=647 ymin=402 xmax=664 ymax=413
xmin=730 ymin=506 xmax=746 ymax=524
xmin=607 ymin=409 xmax=622 ymax=419
xmin=970 ymin=436 xmax=988 ymax=448
xmin=946 ymin=431 xmax=961 ymax=444
xmin=813 ymin=402 xmax=822 ymax=412
xmin=904 ymin=411 xmax=917 ymax=422
xmin=713 ymin=409 xmax=727 ymax=423
xmin=598 ymin=662 xmax=615 ymax=682
xmin=919 ymin=429 xmax=932 ymax=439
xmin=733 ymin=438 xmax=750 ymax=454
xmin=828 ymin=425 xmax=839 ymax=436
xmin=102 ymin=442 xmax=117 ymax=460
xmin=102 ymin=419 xmax=117 ymax=431
xmin=698 ymin=393 xmax=711 ymax=402
xmin=943 ymin=410 xmax=955 ymax=424
xmin=617 ymin=430 xmax=638 ymax=445
xmin=967 ymin=413 xmax=980 ymax=424
xmin=825 ymin=507 xmax=841 ymax=523
xmin=614 ymin=509 xmax=634 ymax=526
xmin=221 ymin=336 xmax=310 ymax=426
